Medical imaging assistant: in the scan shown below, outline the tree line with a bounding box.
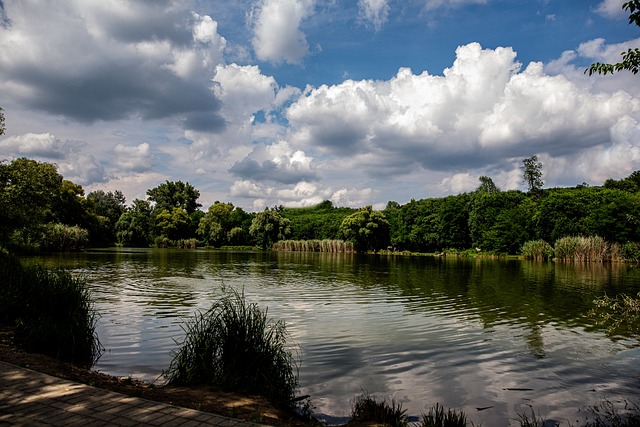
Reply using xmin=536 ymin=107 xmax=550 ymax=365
xmin=2 ymin=155 xmax=640 ymax=256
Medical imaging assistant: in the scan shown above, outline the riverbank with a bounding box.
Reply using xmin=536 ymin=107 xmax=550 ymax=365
xmin=0 ymin=327 xmax=316 ymax=427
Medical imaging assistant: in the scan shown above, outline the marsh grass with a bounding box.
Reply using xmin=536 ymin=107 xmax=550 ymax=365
xmin=350 ymin=392 xmax=409 ymax=427
xmin=581 ymin=400 xmax=640 ymax=427
xmin=419 ymin=403 xmax=468 ymax=427
xmin=272 ymin=239 xmax=354 ymax=253
xmin=554 ymin=236 xmax=620 ymax=262
xmin=521 ymin=239 xmax=554 ymax=260
xmin=164 ymin=288 xmax=299 ymax=408
xmin=0 ymin=249 xmax=101 ymax=367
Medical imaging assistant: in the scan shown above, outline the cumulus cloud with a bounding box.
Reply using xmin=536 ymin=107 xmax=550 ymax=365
xmin=0 ymin=133 xmax=71 ymax=159
xmin=114 ymin=142 xmax=153 ymax=172
xmin=250 ymin=0 xmax=315 ymax=64
xmin=0 ymin=0 xmax=226 ymax=131
xmin=229 ymin=141 xmax=317 ymax=184
xmin=358 ymin=0 xmax=389 ymax=31
xmin=284 ymin=42 xmax=640 ymax=187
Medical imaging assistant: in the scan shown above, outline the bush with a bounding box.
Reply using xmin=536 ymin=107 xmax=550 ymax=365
xmin=621 ymin=242 xmax=640 ymax=263
xmin=350 ymin=392 xmax=409 ymax=427
xmin=164 ymin=288 xmax=299 ymax=408
xmin=0 ymin=250 xmax=101 ymax=367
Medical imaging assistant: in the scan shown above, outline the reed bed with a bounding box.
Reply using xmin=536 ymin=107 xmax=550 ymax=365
xmin=272 ymin=239 xmax=354 ymax=253
xmin=520 ymin=239 xmax=554 ymax=260
xmin=0 ymin=249 xmax=101 ymax=367
xmin=419 ymin=403 xmax=468 ymax=427
xmin=164 ymin=288 xmax=299 ymax=408
xmin=350 ymin=392 xmax=409 ymax=427
xmin=554 ymin=236 xmax=620 ymax=262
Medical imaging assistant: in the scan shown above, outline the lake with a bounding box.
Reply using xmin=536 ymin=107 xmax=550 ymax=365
xmin=27 ymin=249 xmax=640 ymax=425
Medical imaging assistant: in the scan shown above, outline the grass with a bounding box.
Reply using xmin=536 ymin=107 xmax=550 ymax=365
xmin=419 ymin=403 xmax=468 ymax=427
xmin=164 ymin=288 xmax=300 ymax=408
xmin=554 ymin=236 xmax=620 ymax=262
xmin=273 ymin=239 xmax=355 ymax=253
xmin=0 ymin=248 xmax=101 ymax=367
xmin=521 ymin=239 xmax=554 ymax=261
xmin=350 ymin=392 xmax=409 ymax=427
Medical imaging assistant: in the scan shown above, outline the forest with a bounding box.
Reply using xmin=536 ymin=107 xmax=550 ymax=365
xmin=2 ymin=155 xmax=640 ymax=258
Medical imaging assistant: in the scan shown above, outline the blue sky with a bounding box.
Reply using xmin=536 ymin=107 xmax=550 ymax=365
xmin=1 ymin=0 xmax=639 ymax=211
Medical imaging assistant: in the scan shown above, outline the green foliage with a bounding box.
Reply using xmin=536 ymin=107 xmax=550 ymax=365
xmin=281 ymin=200 xmax=355 ymax=241
xmin=419 ymin=403 xmax=468 ymax=427
xmin=340 ymin=205 xmax=390 ymax=252
xmin=164 ymin=288 xmax=299 ymax=408
xmin=521 ymin=239 xmax=554 ymax=260
xmin=115 ymin=199 xmax=152 ymax=247
xmin=586 ymin=1 xmax=640 ymax=76
xmin=249 ymin=208 xmax=292 ymax=249
xmin=155 ymin=207 xmax=190 ymax=241
xmin=350 ymin=393 xmax=409 ymax=427
xmin=0 ymin=251 xmax=101 ymax=367
xmin=589 ymin=292 xmax=640 ymax=337
xmin=621 ymin=242 xmax=640 ymax=262
xmin=147 ymin=180 xmax=201 ymax=214
xmin=197 ymin=202 xmax=252 ymax=247
xmin=476 ymin=175 xmax=500 ymax=194
xmin=522 ymin=155 xmax=543 ymax=193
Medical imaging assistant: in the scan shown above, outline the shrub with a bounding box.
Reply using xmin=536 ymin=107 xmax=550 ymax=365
xmin=621 ymin=242 xmax=640 ymax=263
xmin=589 ymin=292 xmax=640 ymax=337
xmin=419 ymin=403 xmax=468 ymax=427
xmin=164 ymin=288 xmax=299 ymax=408
xmin=350 ymin=392 xmax=409 ymax=427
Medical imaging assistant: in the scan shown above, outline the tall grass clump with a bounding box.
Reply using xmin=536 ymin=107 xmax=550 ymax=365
xmin=554 ymin=236 xmax=619 ymax=262
xmin=419 ymin=403 xmax=468 ymax=427
xmin=0 ymin=249 xmax=101 ymax=367
xmin=350 ymin=392 xmax=409 ymax=427
xmin=272 ymin=239 xmax=354 ymax=253
xmin=164 ymin=288 xmax=299 ymax=408
xmin=521 ymin=239 xmax=554 ymax=260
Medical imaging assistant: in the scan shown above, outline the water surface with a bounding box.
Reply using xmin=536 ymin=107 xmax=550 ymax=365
xmin=29 ymin=249 xmax=640 ymax=425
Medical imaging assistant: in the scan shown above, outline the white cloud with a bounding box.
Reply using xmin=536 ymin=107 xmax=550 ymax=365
xmin=114 ymin=143 xmax=153 ymax=172
xmin=358 ymin=0 xmax=390 ymax=31
xmin=284 ymin=42 xmax=640 ymax=192
xmin=423 ymin=0 xmax=488 ymax=12
xmin=250 ymin=0 xmax=315 ymax=65
xmin=213 ymin=64 xmax=278 ymax=121
xmin=595 ymin=0 xmax=626 ymax=19
xmin=0 ymin=133 xmax=71 ymax=159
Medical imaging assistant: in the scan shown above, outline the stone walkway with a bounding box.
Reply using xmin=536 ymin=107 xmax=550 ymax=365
xmin=0 ymin=361 xmax=267 ymax=426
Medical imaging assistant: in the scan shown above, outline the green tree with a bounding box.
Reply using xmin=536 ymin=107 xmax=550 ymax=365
xmin=0 ymin=106 xmax=5 ymax=136
xmin=86 ymin=190 xmax=126 ymax=244
xmin=340 ymin=206 xmax=390 ymax=252
xmin=147 ymin=181 xmax=201 ymax=214
xmin=586 ymin=1 xmax=640 ymax=76
xmin=155 ymin=207 xmax=190 ymax=241
xmin=249 ymin=208 xmax=291 ymax=249
xmin=115 ymin=199 xmax=152 ymax=247
xmin=522 ymin=155 xmax=543 ymax=193
xmin=477 ymin=176 xmax=500 ymax=194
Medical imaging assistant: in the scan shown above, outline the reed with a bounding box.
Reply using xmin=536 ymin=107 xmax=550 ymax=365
xmin=520 ymin=239 xmax=554 ymax=260
xmin=350 ymin=392 xmax=409 ymax=427
xmin=419 ymin=403 xmax=468 ymax=427
xmin=164 ymin=288 xmax=299 ymax=408
xmin=554 ymin=236 xmax=618 ymax=262
xmin=272 ymin=239 xmax=354 ymax=253
xmin=0 ymin=250 xmax=101 ymax=367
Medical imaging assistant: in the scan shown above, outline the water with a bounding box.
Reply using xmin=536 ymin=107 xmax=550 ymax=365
xmin=27 ymin=249 xmax=640 ymax=425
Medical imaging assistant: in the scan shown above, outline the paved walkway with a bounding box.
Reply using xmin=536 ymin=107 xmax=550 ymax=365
xmin=0 ymin=361 xmax=267 ymax=426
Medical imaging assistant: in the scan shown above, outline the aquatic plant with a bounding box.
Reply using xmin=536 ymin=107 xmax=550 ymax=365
xmin=419 ymin=403 xmax=468 ymax=427
xmin=164 ymin=288 xmax=299 ymax=408
xmin=350 ymin=392 xmax=409 ymax=427
xmin=520 ymin=239 xmax=554 ymax=260
xmin=0 ymin=250 xmax=101 ymax=367
xmin=272 ymin=239 xmax=354 ymax=253
xmin=554 ymin=236 xmax=620 ymax=262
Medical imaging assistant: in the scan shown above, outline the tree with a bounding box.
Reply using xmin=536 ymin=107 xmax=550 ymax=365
xmin=522 ymin=155 xmax=543 ymax=193
xmin=147 ymin=181 xmax=201 ymax=214
xmin=115 ymin=199 xmax=152 ymax=247
xmin=249 ymin=208 xmax=291 ymax=249
xmin=155 ymin=207 xmax=190 ymax=241
xmin=0 ymin=106 xmax=5 ymax=136
xmin=477 ymin=176 xmax=500 ymax=194
xmin=586 ymin=1 xmax=640 ymax=76
xmin=340 ymin=206 xmax=390 ymax=252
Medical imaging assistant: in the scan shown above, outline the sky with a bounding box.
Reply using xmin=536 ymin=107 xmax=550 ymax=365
xmin=0 ymin=0 xmax=639 ymax=211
